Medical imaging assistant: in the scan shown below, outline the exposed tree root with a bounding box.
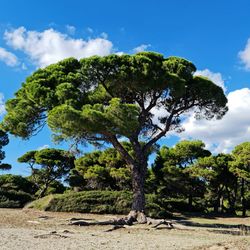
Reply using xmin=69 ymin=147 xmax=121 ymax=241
xmin=69 ymin=217 xmax=134 ymax=226
xmin=69 ymin=211 xmax=176 ymax=229
xmin=104 ymin=225 xmax=125 ymax=232
xmin=69 ymin=217 xmax=93 ymax=221
xmin=152 ymin=220 xmax=174 ymax=229
xmin=127 ymin=210 xmax=147 ymax=224
xmin=68 ymin=210 xmax=151 ymax=226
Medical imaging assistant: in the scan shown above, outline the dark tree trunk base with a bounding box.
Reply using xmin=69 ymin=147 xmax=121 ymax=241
xmin=127 ymin=210 xmax=147 ymax=224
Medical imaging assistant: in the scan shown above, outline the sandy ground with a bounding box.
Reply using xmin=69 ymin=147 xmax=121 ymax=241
xmin=0 ymin=209 xmax=250 ymax=250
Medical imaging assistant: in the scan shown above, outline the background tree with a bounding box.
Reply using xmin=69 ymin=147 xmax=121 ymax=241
xmin=74 ymin=146 xmax=131 ymax=191
xmin=0 ymin=130 xmax=11 ymax=170
xmin=1 ymin=52 xmax=227 ymax=222
xmin=67 ymin=169 xmax=86 ymax=192
xmin=151 ymin=140 xmax=210 ymax=209
xmin=190 ymin=154 xmax=237 ymax=214
xmin=231 ymin=142 xmax=250 ymax=217
xmin=18 ymin=148 xmax=74 ymax=197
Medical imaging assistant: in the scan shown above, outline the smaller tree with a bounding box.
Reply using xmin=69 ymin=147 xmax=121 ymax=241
xmin=0 ymin=130 xmax=11 ymax=170
xmin=231 ymin=142 xmax=250 ymax=217
xmin=74 ymin=145 xmax=132 ymax=191
xmin=190 ymin=154 xmax=237 ymax=214
xmin=152 ymin=140 xmax=210 ymax=209
xmin=18 ymin=148 xmax=74 ymax=197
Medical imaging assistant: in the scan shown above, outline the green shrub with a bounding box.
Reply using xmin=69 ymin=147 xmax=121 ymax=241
xmin=46 ymin=191 xmax=132 ymax=214
xmin=0 ymin=189 xmax=33 ymax=208
xmin=27 ymin=190 xmax=172 ymax=218
xmin=0 ymin=174 xmax=35 ymax=194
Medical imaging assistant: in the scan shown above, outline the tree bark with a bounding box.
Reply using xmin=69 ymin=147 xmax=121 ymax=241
xmin=129 ymin=160 xmax=147 ymax=223
xmin=107 ymin=134 xmax=148 ymax=223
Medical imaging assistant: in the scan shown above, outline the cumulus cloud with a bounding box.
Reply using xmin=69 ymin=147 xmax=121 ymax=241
xmin=4 ymin=27 xmax=114 ymax=67
xmin=194 ymin=69 xmax=226 ymax=92
xmin=0 ymin=93 xmax=6 ymax=116
xmin=0 ymin=47 xmax=18 ymax=66
xmin=133 ymin=44 xmax=151 ymax=53
xmin=150 ymin=69 xmax=226 ymax=132
xmin=239 ymin=38 xmax=250 ymax=70
xmin=178 ymin=88 xmax=250 ymax=153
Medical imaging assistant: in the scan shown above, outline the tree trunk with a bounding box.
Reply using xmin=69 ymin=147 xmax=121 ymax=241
xmin=213 ymin=201 xmax=219 ymax=213
xmin=227 ymin=179 xmax=238 ymax=215
xmin=129 ymin=161 xmax=147 ymax=223
xmin=107 ymin=135 xmax=148 ymax=223
xmin=227 ymin=187 xmax=236 ymax=215
xmin=213 ymin=195 xmax=220 ymax=213
xmin=219 ymin=196 xmax=224 ymax=213
xmin=188 ymin=194 xmax=193 ymax=210
xmin=241 ymin=178 xmax=246 ymax=217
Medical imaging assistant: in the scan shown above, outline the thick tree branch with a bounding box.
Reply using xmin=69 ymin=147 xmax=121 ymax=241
xmin=143 ymin=99 xmax=198 ymax=153
xmin=104 ymin=133 xmax=135 ymax=166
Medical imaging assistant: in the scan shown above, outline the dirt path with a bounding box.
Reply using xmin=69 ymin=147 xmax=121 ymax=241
xmin=0 ymin=208 xmax=249 ymax=250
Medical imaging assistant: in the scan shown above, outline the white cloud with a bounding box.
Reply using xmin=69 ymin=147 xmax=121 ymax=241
xmin=4 ymin=27 xmax=114 ymax=68
xmin=0 ymin=47 xmax=18 ymax=66
xmin=178 ymin=88 xmax=250 ymax=153
xmin=133 ymin=44 xmax=151 ymax=53
xmin=66 ymin=25 xmax=76 ymax=35
xmin=0 ymin=93 xmax=6 ymax=116
xmin=150 ymin=69 xmax=226 ymax=132
xmin=194 ymin=69 xmax=226 ymax=92
xmin=37 ymin=144 xmax=50 ymax=150
xmin=239 ymin=38 xmax=250 ymax=70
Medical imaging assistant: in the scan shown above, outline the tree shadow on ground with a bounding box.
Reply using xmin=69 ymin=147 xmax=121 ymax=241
xmin=172 ymin=212 xmax=250 ymax=235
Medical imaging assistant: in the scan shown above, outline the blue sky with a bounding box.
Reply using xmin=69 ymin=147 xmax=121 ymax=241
xmin=1 ymin=0 xmax=250 ymax=175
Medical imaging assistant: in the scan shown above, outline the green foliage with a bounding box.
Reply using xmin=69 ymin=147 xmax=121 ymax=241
xmin=231 ymin=142 xmax=250 ymax=180
xmin=190 ymin=154 xmax=238 ymax=213
xmin=42 ymin=180 xmax=66 ymax=196
xmin=1 ymin=53 xmax=227 ymax=143
xmin=151 ymin=140 xmax=209 ymax=203
xmin=0 ymin=174 xmax=35 ymax=194
xmin=28 ymin=191 xmax=132 ymax=213
xmin=27 ymin=190 xmax=171 ymax=218
xmin=231 ymin=142 xmax=250 ymax=216
xmin=0 ymin=189 xmax=32 ymax=208
xmin=73 ymin=145 xmax=132 ymax=190
xmin=18 ymin=148 xmax=73 ymax=197
xmin=0 ymin=174 xmax=34 ymax=208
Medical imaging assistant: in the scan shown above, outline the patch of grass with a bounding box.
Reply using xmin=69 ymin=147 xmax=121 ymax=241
xmin=26 ymin=195 xmax=54 ymax=210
